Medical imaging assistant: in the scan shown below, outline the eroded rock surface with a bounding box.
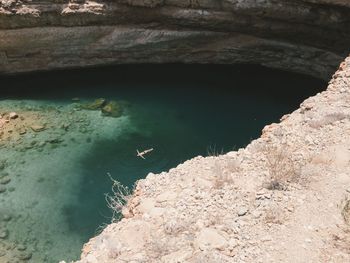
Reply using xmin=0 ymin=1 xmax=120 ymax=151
xmin=72 ymin=57 xmax=350 ymax=262
xmin=0 ymin=0 xmax=350 ymax=79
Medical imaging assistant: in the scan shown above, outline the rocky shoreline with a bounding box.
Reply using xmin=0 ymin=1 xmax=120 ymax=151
xmin=71 ymin=57 xmax=350 ymax=263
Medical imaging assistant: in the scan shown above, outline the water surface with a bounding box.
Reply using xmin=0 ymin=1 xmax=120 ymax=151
xmin=0 ymin=64 xmax=325 ymax=262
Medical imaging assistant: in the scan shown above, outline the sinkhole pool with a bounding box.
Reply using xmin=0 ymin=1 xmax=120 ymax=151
xmin=0 ymin=64 xmax=325 ymax=263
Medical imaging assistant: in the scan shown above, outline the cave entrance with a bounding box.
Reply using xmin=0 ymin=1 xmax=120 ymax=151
xmin=0 ymin=64 xmax=326 ymax=262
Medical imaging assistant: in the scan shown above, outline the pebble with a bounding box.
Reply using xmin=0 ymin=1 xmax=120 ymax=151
xmin=251 ymin=210 xmax=261 ymax=219
xmin=261 ymin=235 xmax=272 ymax=242
xmin=19 ymin=128 xmax=27 ymax=135
xmin=286 ymin=206 xmax=294 ymax=212
xmin=17 ymin=244 xmax=27 ymax=251
xmin=30 ymin=125 xmax=45 ymax=132
xmin=305 ymin=238 xmax=312 ymax=243
xmin=237 ymin=207 xmax=248 ymax=216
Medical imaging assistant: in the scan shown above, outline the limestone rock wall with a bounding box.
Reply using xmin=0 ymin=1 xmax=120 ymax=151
xmin=0 ymin=0 xmax=349 ymax=79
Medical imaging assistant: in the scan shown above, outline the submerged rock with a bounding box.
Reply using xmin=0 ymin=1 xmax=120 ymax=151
xmin=17 ymin=244 xmax=27 ymax=251
xmin=101 ymin=101 xmax=123 ymax=118
xmin=0 ymin=229 xmax=8 ymax=239
xmin=0 ymin=177 xmax=11 ymax=185
xmin=19 ymin=127 xmax=27 ymax=135
xmin=18 ymin=252 xmax=32 ymax=260
xmin=31 ymin=125 xmax=45 ymax=132
xmin=0 ymin=185 xmax=6 ymax=193
xmin=2 ymin=214 xmax=11 ymax=222
xmin=9 ymin=112 xmax=18 ymax=119
xmin=81 ymin=98 xmax=107 ymax=110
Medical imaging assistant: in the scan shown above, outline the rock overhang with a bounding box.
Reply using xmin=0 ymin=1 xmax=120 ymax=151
xmin=0 ymin=0 xmax=349 ymax=78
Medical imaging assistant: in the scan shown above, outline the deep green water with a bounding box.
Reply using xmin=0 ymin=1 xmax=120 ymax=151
xmin=0 ymin=65 xmax=325 ymax=262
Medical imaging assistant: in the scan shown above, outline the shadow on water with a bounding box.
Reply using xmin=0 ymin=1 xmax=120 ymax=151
xmin=0 ymin=64 xmax=327 ymax=254
xmin=0 ymin=64 xmax=325 ymax=104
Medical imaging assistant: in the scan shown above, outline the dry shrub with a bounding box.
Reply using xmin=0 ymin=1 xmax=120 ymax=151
xmin=164 ymin=218 xmax=184 ymax=235
xmin=105 ymin=172 xmax=132 ymax=221
xmin=309 ymin=112 xmax=348 ymax=129
xmin=332 ymin=229 xmax=350 ymax=254
xmin=211 ymin=161 xmax=234 ymax=189
xmin=264 ymin=206 xmax=285 ymax=225
xmin=207 ymin=145 xmax=225 ymax=157
xmin=263 ymin=145 xmax=300 ymax=190
xmin=224 ymin=158 xmax=241 ymax=173
xmin=149 ymin=236 xmax=172 ymax=259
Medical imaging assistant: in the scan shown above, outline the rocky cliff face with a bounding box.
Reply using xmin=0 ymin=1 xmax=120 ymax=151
xmin=0 ymin=0 xmax=350 ymax=79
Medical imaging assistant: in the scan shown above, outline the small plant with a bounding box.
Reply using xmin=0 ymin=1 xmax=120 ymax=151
xmin=207 ymin=145 xmax=225 ymax=157
xmin=263 ymin=144 xmax=300 ymax=190
xmin=264 ymin=206 xmax=284 ymax=225
xmin=149 ymin=236 xmax=172 ymax=259
xmin=212 ymin=161 xmax=233 ymax=189
xmin=105 ymin=172 xmax=131 ymax=221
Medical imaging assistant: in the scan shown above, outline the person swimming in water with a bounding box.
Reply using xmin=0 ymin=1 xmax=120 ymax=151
xmin=136 ymin=148 xmax=154 ymax=159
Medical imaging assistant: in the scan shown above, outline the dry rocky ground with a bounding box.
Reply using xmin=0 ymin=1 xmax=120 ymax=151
xmin=68 ymin=56 xmax=350 ymax=263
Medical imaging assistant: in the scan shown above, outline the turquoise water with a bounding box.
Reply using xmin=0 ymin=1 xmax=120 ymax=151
xmin=0 ymin=65 xmax=325 ymax=262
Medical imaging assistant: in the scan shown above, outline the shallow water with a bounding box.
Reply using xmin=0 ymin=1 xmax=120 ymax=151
xmin=0 ymin=65 xmax=325 ymax=262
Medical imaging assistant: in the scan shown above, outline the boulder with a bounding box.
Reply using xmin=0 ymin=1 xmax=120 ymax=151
xmin=101 ymin=101 xmax=123 ymax=118
xmin=194 ymin=228 xmax=227 ymax=251
xmin=9 ymin=112 xmax=18 ymax=119
xmin=81 ymin=98 xmax=107 ymax=110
